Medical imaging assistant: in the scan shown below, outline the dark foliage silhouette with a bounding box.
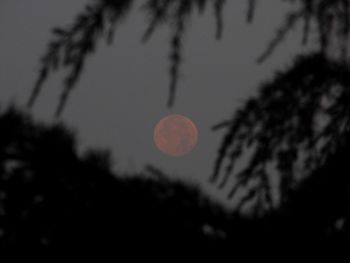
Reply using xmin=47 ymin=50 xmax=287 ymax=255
xmin=28 ymin=0 xmax=227 ymax=116
xmin=211 ymin=52 xmax=350 ymax=212
xmin=1 ymin=106 xmax=350 ymax=257
xmin=3 ymin=0 xmax=350 ymax=258
xmin=277 ymin=136 xmax=350 ymax=248
xmin=209 ymin=0 xmax=350 ymax=211
xmin=29 ymin=0 xmax=350 ymax=116
xmin=256 ymin=0 xmax=350 ymax=63
xmin=0 ymin=107 xmax=231 ymax=254
xmin=222 ymin=136 xmax=350 ymax=256
xmin=28 ymin=0 xmax=135 ymax=117
xmin=24 ymin=0 xmax=350 ymax=218
xmin=261 ymin=134 xmax=350 ymax=256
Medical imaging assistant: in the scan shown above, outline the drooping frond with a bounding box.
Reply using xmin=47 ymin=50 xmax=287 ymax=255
xmin=247 ymin=0 xmax=257 ymax=23
xmin=28 ymin=0 xmax=229 ymax=115
xmin=141 ymin=0 xmax=226 ymax=106
xmin=28 ymin=0 xmax=134 ymax=117
xmin=213 ymin=0 xmax=225 ymax=40
xmin=257 ymin=10 xmax=303 ymax=63
xmin=212 ymin=53 xmax=350 ymax=212
xmin=141 ymin=0 xmax=173 ymax=42
xmin=258 ymin=0 xmax=350 ymax=63
xmin=30 ymin=0 xmax=350 ymax=119
xmin=168 ymin=10 xmax=186 ymax=107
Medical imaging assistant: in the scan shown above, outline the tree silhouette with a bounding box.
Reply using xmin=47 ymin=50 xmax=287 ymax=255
xmin=4 ymin=0 xmax=350 ymax=255
xmin=277 ymin=134 xmax=350 ymax=247
xmin=27 ymin=0 xmax=350 ymax=214
xmin=28 ymin=0 xmax=135 ymax=117
xmin=211 ymin=53 xmax=350 ymax=211
xmin=1 ymin=106 xmax=350 ymax=256
xmin=0 ymin=107 xmax=231 ymax=253
xmin=210 ymin=0 xmax=350 ymax=211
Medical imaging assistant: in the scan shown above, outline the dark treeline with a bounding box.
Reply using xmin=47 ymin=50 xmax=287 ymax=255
xmin=0 ymin=107 xmax=230 ymax=255
xmin=3 ymin=0 xmax=350 ymax=257
xmin=0 ymin=107 xmax=349 ymax=257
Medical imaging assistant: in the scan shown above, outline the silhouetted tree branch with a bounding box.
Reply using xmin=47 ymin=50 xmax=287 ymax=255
xmin=211 ymin=53 xmax=350 ymax=211
xmin=247 ymin=0 xmax=258 ymax=23
xmin=30 ymin=0 xmax=350 ymax=115
xmin=28 ymin=0 xmax=135 ymax=117
xmin=258 ymin=0 xmax=350 ymax=63
xmin=257 ymin=9 xmax=303 ymax=63
xmin=29 ymin=0 xmax=227 ymax=116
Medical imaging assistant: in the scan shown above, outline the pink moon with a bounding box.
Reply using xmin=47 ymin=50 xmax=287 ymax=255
xmin=153 ymin=115 xmax=199 ymax=157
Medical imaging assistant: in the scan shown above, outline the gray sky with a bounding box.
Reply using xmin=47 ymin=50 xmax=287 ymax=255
xmin=0 ymin=0 xmax=309 ymax=205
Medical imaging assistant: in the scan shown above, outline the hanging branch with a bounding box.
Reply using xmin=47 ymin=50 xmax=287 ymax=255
xmin=30 ymin=0 xmax=350 ymax=116
xmin=301 ymin=0 xmax=313 ymax=45
xmin=257 ymin=10 xmax=303 ymax=64
xmin=141 ymin=0 xmax=173 ymax=42
xmin=247 ymin=0 xmax=257 ymax=23
xmin=212 ymin=53 xmax=350 ymax=211
xmin=258 ymin=0 xmax=350 ymax=63
xmin=28 ymin=0 xmax=134 ymax=117
xmin=168 ymin=17 xmax=185 ymax=107
xmin=214 ymin=0 xmax=225 ymax=40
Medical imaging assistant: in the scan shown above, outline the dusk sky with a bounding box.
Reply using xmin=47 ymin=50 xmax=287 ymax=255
xmin=0 ymin=0 xmax=312 ymax=203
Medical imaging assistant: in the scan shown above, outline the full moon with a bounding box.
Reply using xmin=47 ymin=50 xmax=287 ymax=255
xmin=154 ymin=115 xmax=198 ymax=157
